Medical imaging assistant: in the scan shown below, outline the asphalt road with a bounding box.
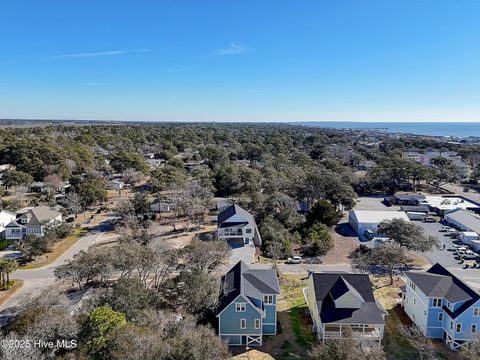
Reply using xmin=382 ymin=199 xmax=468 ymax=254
xmin=0 ymin=220 xmax=117 ymax=325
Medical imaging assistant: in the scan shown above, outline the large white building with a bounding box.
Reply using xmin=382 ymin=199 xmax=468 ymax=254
xmin=348 ymin=210 xmax=410 ymax=239
xmin=422 ymin=196 xmax=480 ymax=215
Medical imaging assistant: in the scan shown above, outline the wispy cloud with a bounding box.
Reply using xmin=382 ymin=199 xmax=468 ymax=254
xmin=50 ymin=49 xmax=150 ymax=59
xmin=214 ymin=42 xmax=248 ymax=55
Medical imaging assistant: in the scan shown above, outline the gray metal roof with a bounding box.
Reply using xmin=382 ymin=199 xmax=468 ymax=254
xmin=445 ymin=209 xmax=480 ymax=234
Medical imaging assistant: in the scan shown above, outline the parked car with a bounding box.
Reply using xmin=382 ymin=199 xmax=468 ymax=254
xmin=286 ymin=256 xmax=302 ymax=264
xmin=440 ymin=226 xmax=454 ymax=232
xmin=461 ymin=253 xmax=479 ymax=261
xmin=423 ymin=217 xmax=436 ymax=223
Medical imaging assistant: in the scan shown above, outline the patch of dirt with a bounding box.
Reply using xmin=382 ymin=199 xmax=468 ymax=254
xmin=322 ymin=228 xmax=357 ymax=265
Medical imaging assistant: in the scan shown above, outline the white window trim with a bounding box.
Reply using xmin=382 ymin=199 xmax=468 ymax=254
xmin=438 ymin=312 xmax=443 ymax=321
xmin=235 ymin=303 xmax=246 ymax=312
xmin=264 ymin=295 xmax=274 ymax=304
xmin=472 ymin=324 xmax=477 ymax=334
xmin=254 ymin=319 xmax=261 ymax=329
xmin=473 ymin=308 xmax=480 ymax=317
xmin=240 ymin=319 xmax=246 ymax=329
xmin=456 ymin=323 xmax=462 ymax=333
xmin=432 ymin=298 xmax=441 ymax=307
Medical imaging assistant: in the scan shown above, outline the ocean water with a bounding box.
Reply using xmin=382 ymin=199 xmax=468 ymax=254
xmin=297 ymin=122 xmax=480 ymax=138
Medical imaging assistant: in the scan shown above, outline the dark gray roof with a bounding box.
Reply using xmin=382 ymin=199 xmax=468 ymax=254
xmin=217 ymin=261 xmax=279 ymax=315
xmin=218 ymin=204 xmax=256 ymax=228
xmin=406 ymin=263 xmax=480 ymax=319
xmin=310 ymin=273 xmax=385 ymax=325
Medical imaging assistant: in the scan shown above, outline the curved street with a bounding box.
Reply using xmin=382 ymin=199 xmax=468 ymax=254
xmin=0 ymin=220 xmax=117 ymax=325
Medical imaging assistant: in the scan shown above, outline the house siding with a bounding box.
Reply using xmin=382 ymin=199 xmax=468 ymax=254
xmin=405 ymin=276 xmax=480 ymax=349
xmin=404 ymin=280 xmax=429 ymax=335
xmin=219 ymin=295 xmax=262 ymax=337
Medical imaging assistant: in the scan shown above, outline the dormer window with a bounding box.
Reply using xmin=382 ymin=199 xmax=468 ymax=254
xmin=432 ymin=298 xmax=441 ymax=307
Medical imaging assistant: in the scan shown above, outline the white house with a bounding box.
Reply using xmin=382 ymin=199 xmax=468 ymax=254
xmin=217 ymin=204 xmax=262 ymax=246
xmin=0 ymin=210 xmax=16 ymax=239
xmin=107 ymin=180 xmax=124 ymax=190
xmin=5 ymin=206 xmax=63 ymax=240
xmin=348 ymin=210 xmax=410 ymax=239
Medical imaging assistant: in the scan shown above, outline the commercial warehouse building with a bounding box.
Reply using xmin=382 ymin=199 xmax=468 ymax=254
xmin=348 ymin=210 xmax=410 ymax=239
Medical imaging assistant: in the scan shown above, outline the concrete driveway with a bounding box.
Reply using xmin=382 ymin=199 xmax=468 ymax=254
xmin=229 ymin=242 xmax=255 ymax=265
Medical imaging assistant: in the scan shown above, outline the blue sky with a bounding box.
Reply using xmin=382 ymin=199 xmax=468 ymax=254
xmin=1 ymin=0 xmax=480 ymax=122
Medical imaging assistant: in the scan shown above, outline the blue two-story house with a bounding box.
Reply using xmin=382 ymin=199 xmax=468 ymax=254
xmin=217 ymin=261 xmax=280 ymax=347
xmin=401 ymin=263 xmax=480 ymax=350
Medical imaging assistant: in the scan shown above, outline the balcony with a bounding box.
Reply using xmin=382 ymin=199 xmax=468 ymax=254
xmin=219 ymin=228 xmax=244 ymax=237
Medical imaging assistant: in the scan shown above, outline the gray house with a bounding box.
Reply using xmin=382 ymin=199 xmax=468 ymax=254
xmin=217 ymin=204 xmax=262 ymax=246
xmin=217 ymin=261 xmax=280 ymax=347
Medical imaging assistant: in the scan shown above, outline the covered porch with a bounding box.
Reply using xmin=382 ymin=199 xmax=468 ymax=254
xmin=320 ymin=323 xmax=384 ymax=342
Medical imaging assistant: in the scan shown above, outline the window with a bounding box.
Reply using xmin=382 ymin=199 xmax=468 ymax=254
xmin=456 ymin=324 xmax=462 ymax=333
xmin=240 ymin=319 xmax=246 ymax=329
xmin=474 ymin=308 xmax=480 ymax=317
xmin=432 ymin=298 xmax=441 ymax=307
xmin=450 ymin=321 xmax=453 ymax=330
xmin=410 ymin=281 xmax=416 ymax=291
xmin=254 ymin=319 xmax=261 ymax=329
xmin=235 ymin=303 xmax=246 ymax=312
xmin=472 ymin=324 xmax=477 ymax=334
xmin=438 ymin=313 xmax=443 ymax=322
xmin=264 ymin=295 xmax=273 ymax=304
xmin=446 ymin=300 xmax=451 ymax=309
xmin=424 ymin=310 xmax=427 ymax=316
xmin=246 ymin=228 xmax=252 ymax=234
xmin=413 ymin=298 xmax=416 ymax=305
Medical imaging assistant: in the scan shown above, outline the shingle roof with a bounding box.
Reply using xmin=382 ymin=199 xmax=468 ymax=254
xmin=28 ymin=206 xmax=62 ymax=225
xmin=406 ymin=263 xmax=480 ymax=319
xmin=217 ymin=261 xmax=279 ymax=315
xmin=218 ymin=204 xmax=256 ymax=228
xmin=310 ymin=273 xmax=385 ymax=325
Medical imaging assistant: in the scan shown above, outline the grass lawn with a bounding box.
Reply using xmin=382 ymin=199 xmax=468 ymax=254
xmin=0 ymin=239 xmax=11 ymax=251
xmin=21 ymin=227 xmax=87 ymax=269
xmin=231 ymin=274 xmax=315 ymax=360
xmin=0 ymin=279 xmax=24 ymax=306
